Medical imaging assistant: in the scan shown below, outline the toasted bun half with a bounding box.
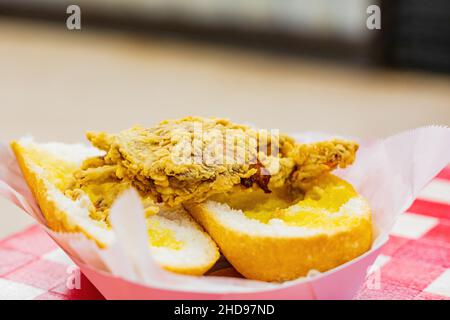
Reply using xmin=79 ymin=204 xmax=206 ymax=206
xmin=11 ymin=138 xmax=219 ymax=276
xmin=186 ymin=185 xmax=373 ymax=282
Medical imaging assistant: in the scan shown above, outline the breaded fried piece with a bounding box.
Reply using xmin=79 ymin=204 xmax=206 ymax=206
xmin=287 ymin=140 xmax=359 ymax=190
xmin=78 ymin=118 xmax=263 ymax=206
xmin=68 ymin=117 xmax=358 ymax=208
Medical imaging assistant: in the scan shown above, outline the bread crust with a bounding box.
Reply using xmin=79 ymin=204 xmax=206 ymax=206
xmin=11 ymin=140 xmax=219 ymax=276
xmin=186 ymin=202 xmax=372 ymax=282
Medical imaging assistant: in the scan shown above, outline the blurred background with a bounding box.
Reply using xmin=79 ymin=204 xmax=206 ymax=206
xmin=0 ymin=0 xmax=449 ymax=236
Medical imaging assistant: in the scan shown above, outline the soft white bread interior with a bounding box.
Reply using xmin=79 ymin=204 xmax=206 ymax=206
xmin=186 ymin=182 xmax=373 ymax=282
xmin=11 ymin=138 xmax=220 ymax=276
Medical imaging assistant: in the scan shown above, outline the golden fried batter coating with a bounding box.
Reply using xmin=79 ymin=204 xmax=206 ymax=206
xmin=66 ymin=117 xmax=358 ymax=211
xmin=286 ymin=140 xmax=358 ymax=190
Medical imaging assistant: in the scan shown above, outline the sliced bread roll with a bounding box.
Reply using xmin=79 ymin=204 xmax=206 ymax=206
xmin=11 ymin=138 xmax=220 ymax=276
xmin=186 ymin=175 xmax=373 ymax=282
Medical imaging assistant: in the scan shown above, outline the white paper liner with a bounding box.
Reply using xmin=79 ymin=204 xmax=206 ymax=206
xmin=1 ymin=126 xmax=449 ymax=294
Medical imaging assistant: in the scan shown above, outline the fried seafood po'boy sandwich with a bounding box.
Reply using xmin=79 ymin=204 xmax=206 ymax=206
xmin=12 ymin=117 xmax=372 ymax=281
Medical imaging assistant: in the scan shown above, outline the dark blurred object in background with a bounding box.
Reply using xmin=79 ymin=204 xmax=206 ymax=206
xmin=0 ymin=0 xmax=448 ymax=73
xmin=384 ymin=0 xmax=450 ymax=73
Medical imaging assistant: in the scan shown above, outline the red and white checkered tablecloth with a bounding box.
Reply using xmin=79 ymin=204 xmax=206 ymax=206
xmin=1 ymin=168 xmax=450 ymax=300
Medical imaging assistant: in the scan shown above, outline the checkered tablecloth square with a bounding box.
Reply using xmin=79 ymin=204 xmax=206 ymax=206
xmin=355 ymin=166 xmax=450 ymax=300
xmin=0 ymin=225 xmax=103 ymax=300
xmin=1 ymin=167 xmax=450 ymax=300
